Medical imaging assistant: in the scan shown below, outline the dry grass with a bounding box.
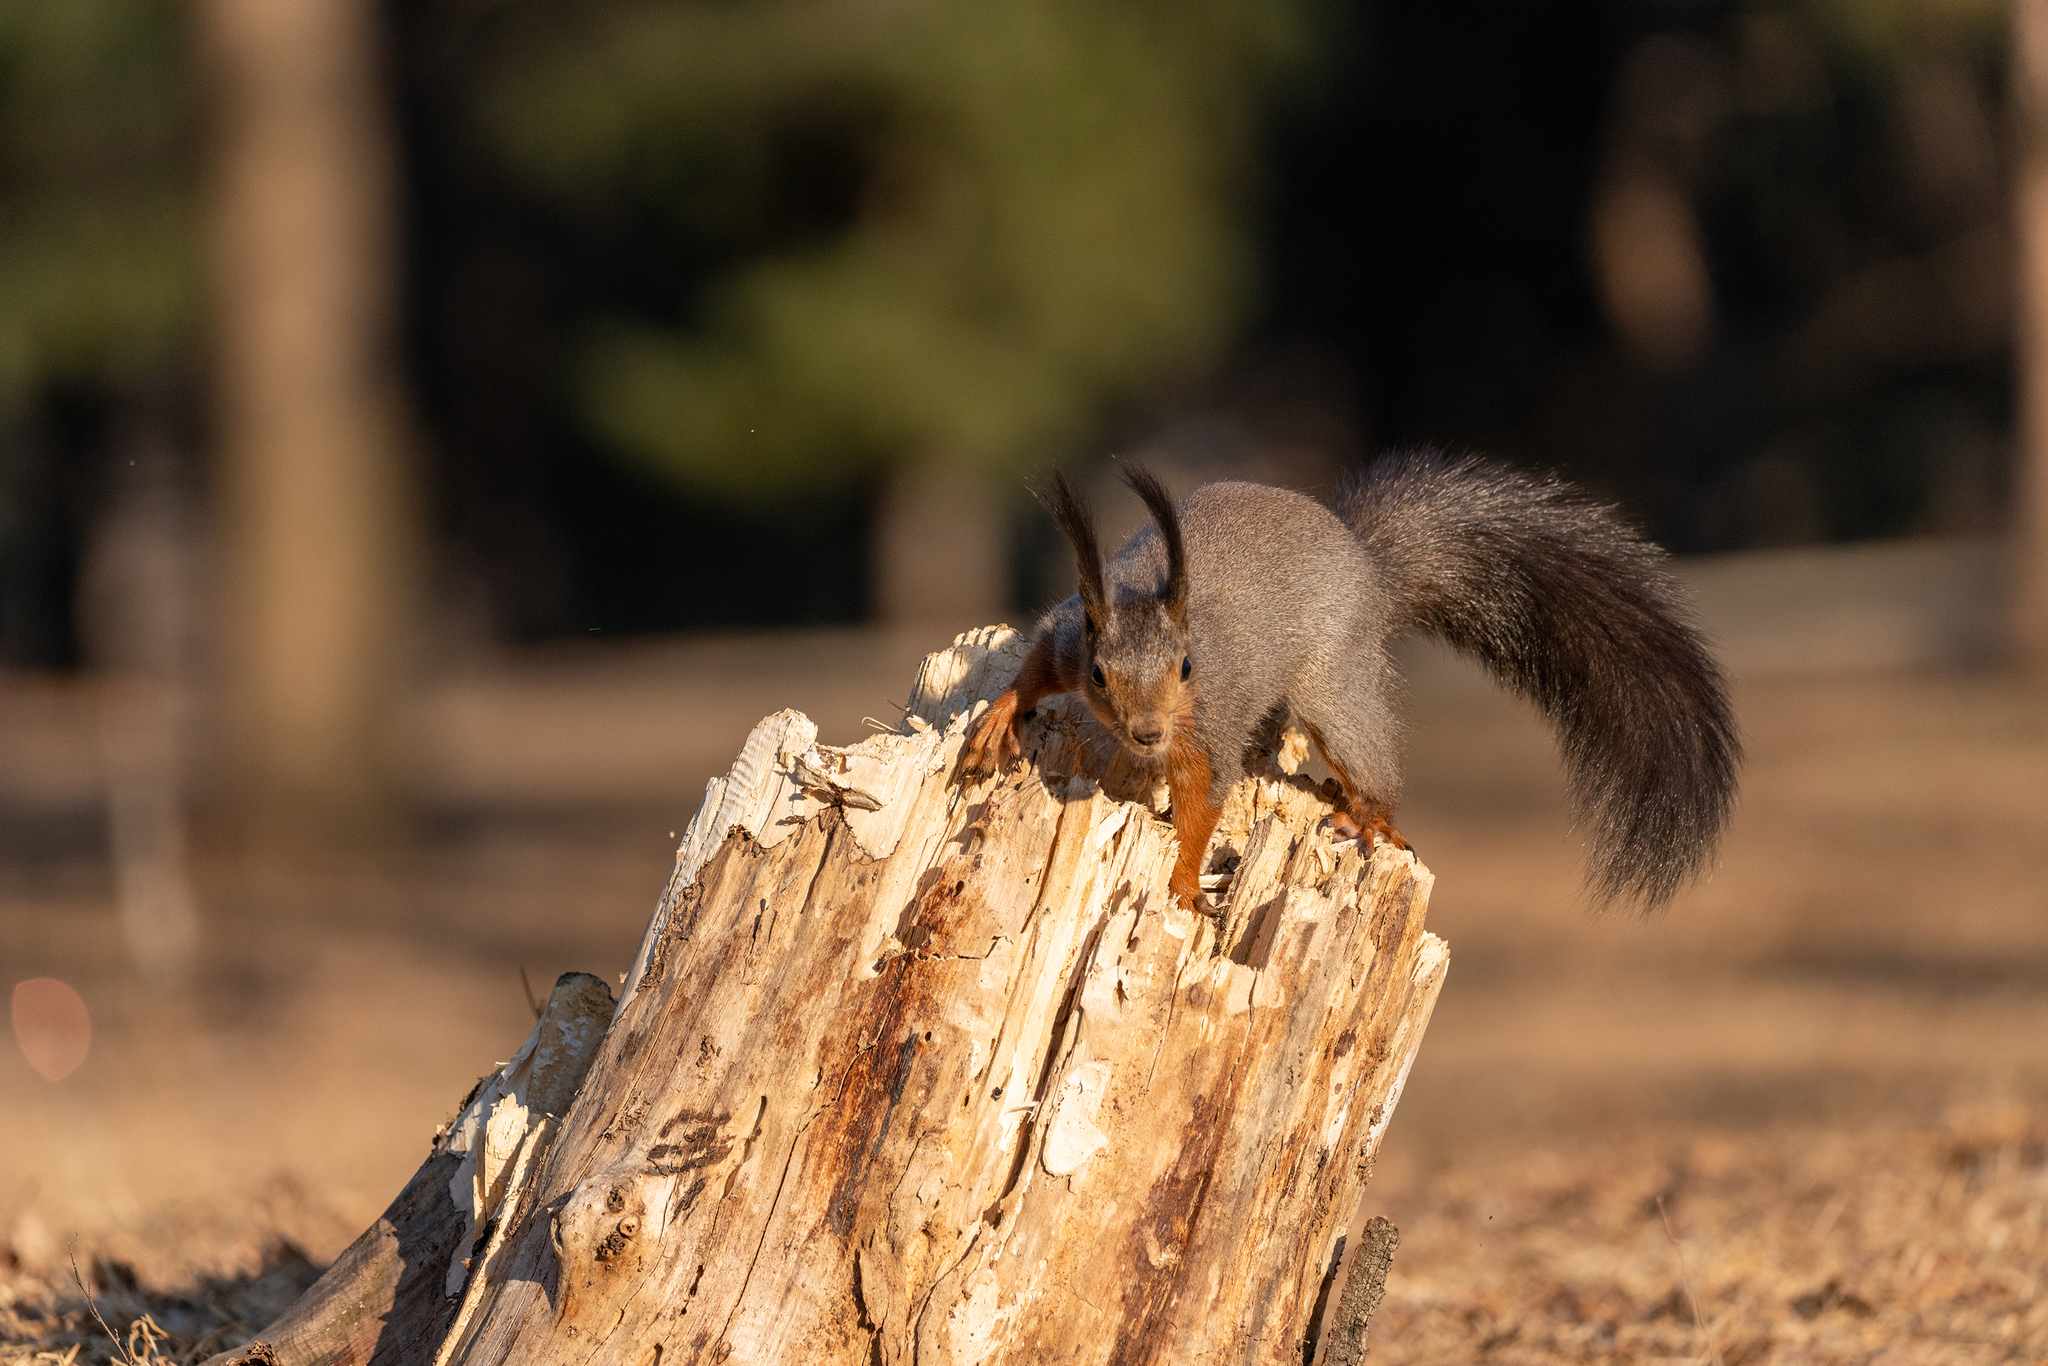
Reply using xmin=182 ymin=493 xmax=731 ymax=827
xmin=0 ymin=1246 xmax=320 ymax=1366
xmin=1369 ymin=1103 xmax=2048 ymax=1364
xmin=4 ymin=1105 xmax=2043 ymax=1363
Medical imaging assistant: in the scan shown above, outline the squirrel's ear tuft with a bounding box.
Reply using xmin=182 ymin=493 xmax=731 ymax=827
xmin=1032 ymin=470 xmax=1107 ymax=634
xmin=1120 ymin=462 xmax=1187 ymax=627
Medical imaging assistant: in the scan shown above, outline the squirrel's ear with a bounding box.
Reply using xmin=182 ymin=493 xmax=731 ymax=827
xmin=1033 ymin=470 xmax=1107 ymax=635
xmin=1119 ymin=462 xmax=1187 ymax=628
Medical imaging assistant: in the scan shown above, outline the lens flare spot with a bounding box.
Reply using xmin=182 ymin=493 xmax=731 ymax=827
xmin=11 ymin=978 xmax=91 ymax=1081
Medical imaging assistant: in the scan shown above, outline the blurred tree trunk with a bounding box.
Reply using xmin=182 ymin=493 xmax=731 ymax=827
xmin=77 ymin=405 xmax=204 ymax=981
xmin=2016 ymin=0 xmax=2048 ymax=668
xmin=198 ymin=0 xmax=418 ymax=843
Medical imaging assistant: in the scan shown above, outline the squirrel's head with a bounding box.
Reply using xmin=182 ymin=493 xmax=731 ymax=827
xmin=1036 ymin=464 xmax=1194 ymax=764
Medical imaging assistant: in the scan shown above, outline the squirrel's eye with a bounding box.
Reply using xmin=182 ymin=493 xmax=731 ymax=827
xmin=1090 ymin=663 xmax=1106 ymax=688
xmin=1180 ymin=655 xmax=1192 ymax=681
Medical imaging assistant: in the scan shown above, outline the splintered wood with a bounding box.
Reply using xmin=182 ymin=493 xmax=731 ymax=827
xmin=442 ymin=626 xmax=1448 ymax=1365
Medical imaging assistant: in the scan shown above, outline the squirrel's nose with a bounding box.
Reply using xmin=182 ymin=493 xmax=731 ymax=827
xmin=1129 ymin=718 xmax=1165 ymax=746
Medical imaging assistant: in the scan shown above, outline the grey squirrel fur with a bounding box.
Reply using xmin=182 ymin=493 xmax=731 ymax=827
xmin=959 ymin=451 xmax=1741 ymax=913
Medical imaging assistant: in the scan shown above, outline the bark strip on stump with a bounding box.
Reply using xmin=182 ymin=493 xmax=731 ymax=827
xmin=1310 ymin=1215 xmax=1401 ymax=1366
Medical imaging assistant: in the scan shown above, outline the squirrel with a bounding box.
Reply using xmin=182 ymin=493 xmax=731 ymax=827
xmin=956 ymin=452 xmax=1741 ymax=914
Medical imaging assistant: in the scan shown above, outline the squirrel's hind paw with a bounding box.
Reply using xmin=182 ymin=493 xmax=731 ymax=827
xmin=1325 ymin=808 xmax=1412 ymax=854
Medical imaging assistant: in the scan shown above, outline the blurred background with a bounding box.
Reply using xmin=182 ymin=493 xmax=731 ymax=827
xmin=3 ymin=0 xmax=2047 ymax=1353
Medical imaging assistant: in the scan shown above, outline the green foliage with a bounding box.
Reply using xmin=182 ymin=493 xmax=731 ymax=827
xmin=1780 ymin=0 xmax=2006 ymax=70
xmin=0 ymin=0 xmax=199 ymax=414
xmin=482 ymin=0 xmax=1313 ymax=498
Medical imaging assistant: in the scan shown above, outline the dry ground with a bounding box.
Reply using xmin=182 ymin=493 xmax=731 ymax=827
xmin=2 ymin=623 xmax=2046 ymax=1363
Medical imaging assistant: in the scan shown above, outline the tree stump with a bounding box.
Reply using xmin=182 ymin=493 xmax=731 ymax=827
xmin=225 ymin=627 xmax=1449 ymax=1366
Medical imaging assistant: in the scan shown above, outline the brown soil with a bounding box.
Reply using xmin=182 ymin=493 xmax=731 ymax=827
xmin=3 ymin=633 xmax=2046 ymax=1363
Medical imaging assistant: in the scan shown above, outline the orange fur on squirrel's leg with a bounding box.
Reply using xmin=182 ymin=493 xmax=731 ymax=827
xmin=958 ymin=636 xmax=1068 ymax=779
xmin=1303 ymin=724 xmax=1411 ymax=853
xmin=1165 ymin=735 xmax=1223 ymax=911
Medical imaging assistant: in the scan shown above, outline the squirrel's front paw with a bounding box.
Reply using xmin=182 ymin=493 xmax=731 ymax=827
xmin=957 ymin=692 xmax=1024 ymax=781
xmin=1167 ymin=865 xmax=1208 ymax=913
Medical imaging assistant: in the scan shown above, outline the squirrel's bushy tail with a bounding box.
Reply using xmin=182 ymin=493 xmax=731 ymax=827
xmin=1335 ymin=451 xmax=1740 ymax=912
